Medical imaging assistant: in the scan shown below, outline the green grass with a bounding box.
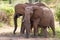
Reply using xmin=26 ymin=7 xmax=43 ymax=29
xmin=17 ymin=16 xmax=23 ymax=27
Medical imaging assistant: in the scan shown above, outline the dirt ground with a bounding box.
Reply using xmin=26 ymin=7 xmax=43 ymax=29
xmin=0 ymin=24 xmax=60 ymax=40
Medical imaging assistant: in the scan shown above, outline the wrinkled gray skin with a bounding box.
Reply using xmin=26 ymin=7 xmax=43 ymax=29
xmin=23 ymin=6 xmax=55 ymax=38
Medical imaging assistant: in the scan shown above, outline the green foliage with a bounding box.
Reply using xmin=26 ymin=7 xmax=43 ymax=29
xmin=40 ymin=0 xmax=57 ymax=7
xmin=3 ymin=0 xmax=8 ymax=1
xmin=55 ymin=3 xmax=60 ymax=21
xmin=42 ymin=0 xmax=50 ymax=3
xmin=0 ymin=22 xmax=3 ymax=27
xmin=0 ymin=4 xmax=14 ymax=26
xmin=0 ymin=5 xmax=14 ymax=16
xmin=29 ymin=0 xmax=32 ymax=3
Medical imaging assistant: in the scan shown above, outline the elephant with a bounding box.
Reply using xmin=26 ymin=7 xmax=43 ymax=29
xmin=14 ymin=4 xmax=26 ymax=34
xmin=14 ymin=3 xmax=55 ymax=38
xmin=22 ymin=6 xmax=34 ymax=38
xmin=33 ymin=6 xmax=55 ymax=37
xmin=14 ymin=2 xmax=45 ymax=34
xmin=22 ymin=6 xmax=55 ymax=37
xmin=14 ymin=3 xmax=35 ymax=38
xmin=21 ymin=6 xmax=43 ymax=37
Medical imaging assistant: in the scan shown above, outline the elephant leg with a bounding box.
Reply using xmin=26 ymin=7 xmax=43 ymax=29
xmin=26 ymin=25 xmax=30 ymax=38
xmin=50 ymin=25 xmax=55 ymax=37
xmin=20 ymin=22 xmax=25 ymax=34
xmin=13 ymin=13 xmax=18 ymax=34
xmin=25 ymin=18 xmax=31 ymax=38
xmin=50 ymin=20 xmax=55 ymax=37
xmin=30 ymin=20 xmax=33 ymax=33
xmin=20 ymin=15 xmax=25 ymax=34
xmin=22 ymin=16 xmax=31 ymax=38
xmin=33 ymin=19 xmax=40 ymax=37
xmin=23 ymin=20 xmax=30 ymax=38
xmin=41 ymin=27 xmax=48 ymax=38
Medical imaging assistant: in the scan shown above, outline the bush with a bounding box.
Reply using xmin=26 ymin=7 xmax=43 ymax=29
xmin=0 ymin=4 xmax=22 ymax=27
xmin=55 ymin=3 xmax=60 ymax=25
xmin=55 ymin=4 xmax=60 ymax=19
xmin=0 ymin=4 xmax=14 ymax=26
xmin=0 ymin=4 xmax=14 ymax=16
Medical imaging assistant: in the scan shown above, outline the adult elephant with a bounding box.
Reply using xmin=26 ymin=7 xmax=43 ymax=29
xmin=33 ymin=6 xmax=55 ymax=37
xmin=14 ymin=4 xmax=26 ymax=34
xmin=14 ymin=3 xmax=34 ymax=38
xmin=23 ymin=6 xmax=55 ymax=37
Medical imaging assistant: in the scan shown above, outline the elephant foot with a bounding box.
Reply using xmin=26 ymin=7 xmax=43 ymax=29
xmin=32 ymin=36 xmax=38 ymax=38
xmin=20 ymin=33 xmax=25 ymax=37
xmin=44 ymin=35 xmax=48 ymax=38
xmin=25 ymin=33 xmax=30 ymax=38
xmin=25 ymin=35 xmax=30 ymax=38
xmin=20 ymin=33 xmax=30 ymax=38
xmin=43 ymin=32 xmax=48 ymax=38
xmin=32 ymin=34 xmax=38 ymax=38
xmin=42 ymin=33 xmax=48 ymax=38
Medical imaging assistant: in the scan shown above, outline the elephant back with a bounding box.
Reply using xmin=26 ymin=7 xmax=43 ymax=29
xmin=15 ymin=4 xmax=27 ymax=14
xmin=39 ymin=6 xmax=54 ymax=26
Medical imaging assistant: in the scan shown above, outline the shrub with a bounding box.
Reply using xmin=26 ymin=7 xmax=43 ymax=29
xmin=0 ymin=4 xmax=14 ymax=26
xmin=55 ymin=3 xmax=60 ymax=25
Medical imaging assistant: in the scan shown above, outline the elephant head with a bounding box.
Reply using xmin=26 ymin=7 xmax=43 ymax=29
xmin=23 ymin=6 xmax=43 ymax=37
xmin=22 ymin=6 xmax=34 ymax=38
